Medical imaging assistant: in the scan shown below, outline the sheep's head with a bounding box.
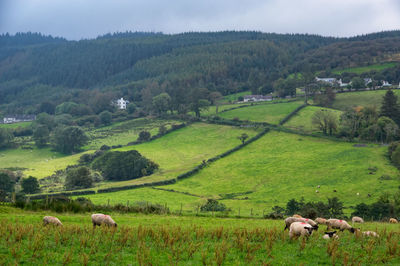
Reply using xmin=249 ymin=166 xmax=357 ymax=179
xmin=349 ymin=227 xmax=359 ymax=233
xmin=312 ymin=225 xmax=319 ymax=231
xmin=324 ymin=231 xmax=337 ymax=238
xmin=304 ymin=227 xmax=313 ymax=235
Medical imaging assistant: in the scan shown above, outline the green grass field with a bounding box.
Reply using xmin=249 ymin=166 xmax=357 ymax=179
xmin=200 ymin=103 xmax=250 ymax=116
xmin=332 ymin=62 xmax=398 ymax=75
xmin=93 ymin=123 xmax=259 ymax=189
xmin=0 ymin=122 xmax=32 ymax=129
xmin=285 ymin=106 xmax=343 ymax=134
xmin=218 ymin=101 xmax=303 ymax=124
xmin=332 ymin=90 xmax=400 ymax=110
xmin=1 ymin=206 xmax=399 ymax=265
xmin=222 ymin=90 xmax=251 ymax=102
xmin=162 ymin=131 xmax=399 ymax=213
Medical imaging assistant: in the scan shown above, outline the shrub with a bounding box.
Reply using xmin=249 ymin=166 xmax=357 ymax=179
xmin=200 ymin=199 xmax=228 ymax=212
xmin=65 ymin=166 xmax=94 ymax=190
xmin=21 ymin=176 xmax=40 ymax=194
xmin=92 ymin=150 xmax=158 ymax=181
xmin=138 ymin=130 xmax=151 ymax=142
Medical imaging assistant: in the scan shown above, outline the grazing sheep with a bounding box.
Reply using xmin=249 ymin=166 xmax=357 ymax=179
xmin=326 ymin=219 xmax=356 ymax=233
xmin=315 ymin=217 xmax=327 ymax=225
xmin=323 ymin=231 xmax=339 ymax=240
xmin=362 ymin=231 xmax=379 ymax=237
xmin=315 ymin=190 xmax=319 ymax=193
xmin=293 ymin=214 xmax=302 ymax=218
xmin=333 ymin=190 xmax=337 ymax=192
xmin=356 ymin=192 xmax=360 ymax=196
xmin=91 ymin=213 xmax=117 ymax=227
xmin=284 ymin=217 xmax=318 ymax=231
xmin=352 ymin=216 xmax=364 ymax=223
xmin=317 ymin=185 xmax=321 ymax=188
xmin=389 ymin=218 xmax=398 ymax=224
xmin=43 ymin=216 xmax=63 ymax=226
xmin=289 ymin=222 xmax=313 ymax=239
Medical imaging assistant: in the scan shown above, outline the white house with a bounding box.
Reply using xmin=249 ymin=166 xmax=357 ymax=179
xmin=364 ymin=78 xmax=372 ymax=85
xmin=315 ymin=77 xmax=337 ymax=85
xmin=3 ymin=115 xmax=36 ymax=124
xmin=382 ymin=81 xmax=392 ymax=87
xmin=115 ymin=98 xmax=129 ymax=109
xmin=243 ymin=95 xmax=272 ymax=102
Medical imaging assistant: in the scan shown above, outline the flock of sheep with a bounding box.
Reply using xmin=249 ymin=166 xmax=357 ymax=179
xmin=43 ymin=213 xmax=398 ymax=241
xmin=43 ymin=213 xmax=117 ymax=227
xmin=285 ymin=214 xmax=398 ymax=239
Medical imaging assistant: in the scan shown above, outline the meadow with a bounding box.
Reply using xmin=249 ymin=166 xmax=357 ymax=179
xmin=218 ymin=101 xmax=303 ymax=124
xmin=332 ymin=89 xmax=400 ymax=110
xmin=0 ymin=206 xmax=399 ymax=265
xmin=285 ymin=106 xmax=343 ymax=134
xmin=0 ymin=122 xmax=32 ymax=129
xmin=332 ymin=62 xmax=398 ymax=75
xmin=160 ymin=130 xmax=399 ymax=214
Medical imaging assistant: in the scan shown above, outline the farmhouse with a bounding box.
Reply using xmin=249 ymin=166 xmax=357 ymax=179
xmin=114 ymin=97 xmax=129 ymax=109
xmin=3 ymin=114 xmax=36 ymax=124
xmin=243 ymin=95 xmax=272 ymax=102
xmin=315 ymin=77 xmax=337 ymax=85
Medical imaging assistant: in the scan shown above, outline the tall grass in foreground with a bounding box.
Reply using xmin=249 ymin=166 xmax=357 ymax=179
xmin=0 ymin=219 xmax=399 ymax=265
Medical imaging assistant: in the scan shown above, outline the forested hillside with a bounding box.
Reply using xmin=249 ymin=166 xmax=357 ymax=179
xmin=1 ymin=30 xmax=400 ymax=114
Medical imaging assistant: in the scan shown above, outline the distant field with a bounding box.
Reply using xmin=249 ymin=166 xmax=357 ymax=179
xmin=222 ymin=90 xmax=251 ymax=102
xmin=84 ymin=118 xmax=178 ymax=150
xmin=87 ymin=123 xmax=259 ymax=190
xmin=332 ymin=62 xmax=398 ymax=74
xmin=218 ymin=101 xmax=303 ymax=124
xmin=1 ymin=207 xmax=399 ymax=265
xmin=332 ymin=90 xmax=400 ymax=110
xmin=0 ymin=121 xmax=32 ymax=129
xmin=200 ymin=103 xmax=250 ymax=116
xmin=164 ymin=131 xmax=399 ymax=213
xmin=285 ymin=106 xmax=343 ymax=134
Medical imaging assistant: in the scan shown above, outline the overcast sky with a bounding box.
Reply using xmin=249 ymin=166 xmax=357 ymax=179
xmin=1 ymin=0 xmax=400 ymax=40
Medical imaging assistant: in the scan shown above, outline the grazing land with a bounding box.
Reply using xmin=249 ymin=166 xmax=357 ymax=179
xmin=285 ymin=106 xmax=343 ymax=134
xmin=163 ymin=131 xmax=398 ymax=214
xmin=332 ymin=90 xmax=400 ymax=110
xmin=0 ymin=122 xmax=32 ymax=129
xmin=218 ymin=101 xmax=303 ymax=124
xmin=332 ymin=62 xmax=398 ymax=74
xmin=0 ymin=207 xmax=399 ymax=265
xmin=222 ymin=91 xmax=251 ymax=102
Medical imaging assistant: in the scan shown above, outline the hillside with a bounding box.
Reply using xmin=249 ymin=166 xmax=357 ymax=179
xmin=2 ymin=31 xmax=400 ymax=114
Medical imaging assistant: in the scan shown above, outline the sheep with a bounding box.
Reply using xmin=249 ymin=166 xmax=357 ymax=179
xmin=326 ymin=219 xmax=357 ymax=233
xmin=315 ymin=217 xmax=327 ymax=225
xmin=315 ymin=190 xmax=319 ymax=193
xmin=351 ymin=216 xmax=364 ymax=223
xmin=289 ymin=222 xmax=313 ymax=239
xmin=293 ymin=214 xmax=302 ymax=218
xmin=356 ymin=192 xmax=360 ymax=196
xmin=284 ymin=217 xmax=318 ymax=231
xmin=43 ymin=216 xmax=63 ymax=226
xmin=317 ymin=185 xmax=321 ymax=188
xmin=91 ymin=213 xmax=117 ymax=227
xmin=389 ymin=218 xmax=398 ymax=224
xmin=323 ymin=231 xmax=339 ymax=240
xmin=362 ymin=231 xmax=379 ymax=237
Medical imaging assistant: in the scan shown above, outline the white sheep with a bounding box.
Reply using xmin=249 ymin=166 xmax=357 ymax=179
xmin=351 ymin=216 xmax=364 ymax=223
xmin=315 ymin=217 xmax=327 ymax=225
xmin=326 ymin=219 xmax=356 ymax=233
xmin=323 ymin=231 xmax=339 ymax=240
xmin=289 ymin=222 xmax=313 ymax=239
xmin=389 ymin=218 xmax=398 ymax=224
xmin=317 ymin=185 xmax=321 ymax=188
xmin=315 ymin=190 xmax=319 ymax=193
xmin=43 ymin=216 xmax=63 ymax=226
xmin=284 ymin=217 xmax=318 ymax=231
xmin=362 ymin=231 xmax=379 ymax=237
xmin=91 ymin=213 xmax=117 ymax=227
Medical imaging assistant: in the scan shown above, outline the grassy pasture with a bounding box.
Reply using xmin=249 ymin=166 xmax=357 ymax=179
xmin=285 ymin=106 xmax=343 ymax=134
xmin=332 ymin=62 xmax=398 ymax=75
xmin=332 ymin=90 xmax=400 ymax=110
xmin=0 ymin=122 xmax=32 ymax=129
xmin=199 ymin=103 xmax=250 ymax=116
xmin=222 ymin=90 xmax=251 ymax=102
xmin=94 ymin=123 xmax=259 ymax=189
xmin=0 ymin=207 xmax=399 ymax=265
xmin=163 ymin=131 xmax=399 ymax=213
xmin=218 ymin=101 xmax=303 ymax=124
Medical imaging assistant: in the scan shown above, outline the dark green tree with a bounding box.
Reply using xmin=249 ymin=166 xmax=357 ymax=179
xmin=33 ymin=125 xmax=50 ymax=147
xmin=93 ymin=150 xmax=158 ymax=181
xmin=127 ymin=103 xmax=137 ymax=114
xmin=51 ymin=126 xmax=88 ymax=154
xmin=38 ymin=102 xmax=55 ymax=115
xmin=0 ymin=172 xmax=14 ymax=193
xmin=35 ymin=112 xmax=56 ymax=130
xmin=350 ymin=77 xmax=365 ymax=90
xmin=65 ymin=166 xmax=93 ymax=190
xmin=138 ymin=130 xmax=151 ymax=142
xmin=0 ymin=128 xmax=14 ymax=149
xmin=238 ymin=133 xmax=249 ymax=144
xmin=21 ymin=176 xmax=40 ymax=194
xmin=99 ymin=111 xmax=112 ymax=125
xmin=381 ymin=89 xmax=400 ymax=125
xmin=152 ymin=93 xmax=171 ymax=115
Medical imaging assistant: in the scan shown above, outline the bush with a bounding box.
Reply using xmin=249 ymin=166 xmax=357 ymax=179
xmin=200 ymin=199 xmax=228 ymax=212
xmin=21 ymin=176 xmax=40 ymax=194
xmin=92 ymin=150 xmax=158 ymax=181
xmin=65 ymin=166 xmax=94 ymax=190
xmin=138 ymin=130 xmax=151 ymax=142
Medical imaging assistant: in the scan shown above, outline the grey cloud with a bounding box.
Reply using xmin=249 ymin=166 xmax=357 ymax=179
xmin=0 ymin=0 xmax=399 ymax=40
